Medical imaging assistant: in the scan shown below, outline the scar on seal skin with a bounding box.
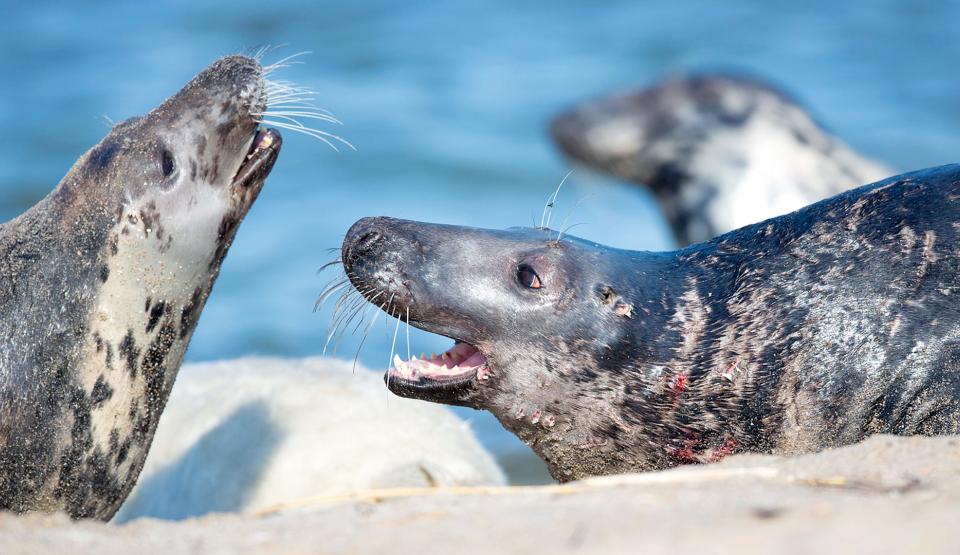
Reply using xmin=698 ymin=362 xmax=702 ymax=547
xmin=550 ymin=72 xmax=893 ymax=245
xmin=343 ymin=164 xmax=960 ymax=483
xmin=0 ymin=55 xmax=283 ymax=520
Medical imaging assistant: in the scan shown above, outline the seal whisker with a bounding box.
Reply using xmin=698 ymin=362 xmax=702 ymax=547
xmin=405 ymin=306 xmax=411 ymax=361
xmin=353 ymin=301 xmax=386 ymax=373
xmin=265 ymin=92 xmax=324 ymax=106
xmin=323 ymin=289 xmax=364 ymax=354
xmin=349 ymin=296 xmax=377 ymax=333
xmin=553 ymin=194 xmax=593 ymax=243
xmin=317 ymin=259 xmax=343 ymax=274
xmin=251 ymin=43 xmax=291 ymax=64
xmin=339 ymin=291 xmax=383 ymax=345
xmin=540 ymin=170 xmax=573 ymax=231
xmin=545 ymin=170 xmax=574 ymax=232
xmin=388 ymin=306 xmax=402 ymax=379
xmin=261 ymin=51 xmax=312 ymax=76
xmin=256 ymin=63 xmax=351 ymax=152
xmin=254 ymin=110 xmax=342 ymax=126
xmin=555 ymin=222 xmax=589 ymax=244
xmin=314 ymin=278 xmax=349 ymax=312
xmin=331 ymin=287 xmax=357 ymax=318
xmin=258 ymin=120 xmax=356 ymax=152
xmin=266 ymin=101 xmax=329 ymax=112
xmin=263 ymin=83 xmax=325 ymax=106
xmin=339 ymin=295 xmax=371 ymax=337
xmin=381 ymin=293 xmax=397 ymax=338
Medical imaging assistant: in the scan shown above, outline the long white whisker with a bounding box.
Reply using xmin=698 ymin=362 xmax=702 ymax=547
xmin=333 ymin=298 xmax=365 ymax=355
xmin=388 ymin=308 xmax=401 ymax=376
xmin=263 ymin=51 xmax=312 ymax=75
xmin=554 ymin=194 xmax=593 ymax=242
xmin=405 ymin=306 xmax=411 ymax=361
xmin=382 ymin=293 xmax=396 ymax=339
xmin=260 ymin=120 xmax=356 ymax=152
xmin=353 ymin=304 xmax=384 ymax=373
xmin=314 ymin=280 xmax=349 ymax=311
xmin=258 ymin=55 xmax=352 ymax=152
xmin=544 ymin=170 xmax=574 ymax=231
xmin=557 ymin=222 xmax=589 ymax=242
xmin=255 ymin=110 xmax=342 ymax=125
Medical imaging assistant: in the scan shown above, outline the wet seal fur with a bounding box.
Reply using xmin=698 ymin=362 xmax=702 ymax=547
xmin=343 ymin=164 xmax=960 ymax=482
xmin=0 ymin=56 xmax=282 ymax=519
xmin=550 ymin=73 xmax=892 ymax=245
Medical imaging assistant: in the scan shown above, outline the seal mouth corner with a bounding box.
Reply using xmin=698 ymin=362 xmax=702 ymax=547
xmin=231 ymin=127 xmax=283 ymax=189
xmin=385 ymin=341 xmax=490 ymax=398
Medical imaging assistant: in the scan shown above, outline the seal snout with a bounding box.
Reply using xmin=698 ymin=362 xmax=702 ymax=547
xmin=342 ymin=217 xmax=388 ymax=268
xmin=341 ymin=217 xmax=412 ymax=308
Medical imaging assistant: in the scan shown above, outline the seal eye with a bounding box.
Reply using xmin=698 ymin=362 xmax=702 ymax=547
xmin=517 ymin=264 xmax=543 ymax=289
xmin=159 ymin=148 xmax=176 ymax=178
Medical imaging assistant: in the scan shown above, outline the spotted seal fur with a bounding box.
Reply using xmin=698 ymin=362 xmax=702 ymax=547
xmin=550 ymin=73 xmax=892 ymax=245
xmin=0 ymin=55 xmax=282 ymax=519
xmin=342 ymin=164 xmax=960 ymax=482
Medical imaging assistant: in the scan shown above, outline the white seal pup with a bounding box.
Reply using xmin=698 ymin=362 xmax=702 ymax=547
xmin=0 ymin=55 xmax=284 ymax=519
xmin=113 ymin=356 xmax=506 ymax=521
xmin=550 ymin=73 xmax=892 ymax=245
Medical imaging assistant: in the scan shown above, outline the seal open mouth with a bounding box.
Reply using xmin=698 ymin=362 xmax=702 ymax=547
xmin=387 ymin=341 xmax=490 ymax=396
xmin=231 ymin=127 xmax=282 ymax=188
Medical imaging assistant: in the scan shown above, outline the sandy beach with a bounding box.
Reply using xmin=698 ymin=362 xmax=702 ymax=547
xmin=3 ymin=435 xmax=957 ymax=554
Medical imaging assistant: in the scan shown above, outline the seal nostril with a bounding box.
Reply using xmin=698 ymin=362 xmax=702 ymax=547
xmin=344 ymin=229 xmax=385 ymax=266
xmin=356 ymin=231 xmax=383 ymax=252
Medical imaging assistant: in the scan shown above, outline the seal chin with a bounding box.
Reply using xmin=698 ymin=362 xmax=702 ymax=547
xmin=385 ymin=341 xmax=489 ymax=402
xmin=230 ymin=127 xmax=282 ymax=191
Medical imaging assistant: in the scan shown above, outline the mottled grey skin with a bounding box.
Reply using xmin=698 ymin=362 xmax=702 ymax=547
xmin=550 ymin=73 xmax=892 ymax=245
xmin=343 ymin=165 xmax=960 ymax=482
xmin=0 ymin=56 xmax=281 ymax=519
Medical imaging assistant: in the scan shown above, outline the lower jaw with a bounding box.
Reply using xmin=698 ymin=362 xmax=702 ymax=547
xmin=384 ymin=371 xmax=479 ymax=405
xmin=230 ymin=127 xmax=282 ymax=193
xmin=383 ymin=341 xmax=487 ymax=404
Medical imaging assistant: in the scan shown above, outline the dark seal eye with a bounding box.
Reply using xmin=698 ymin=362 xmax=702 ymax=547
xmin=159 ymin=148 xmax=176 ymax=178
xmin=517 ymin=264 xmax=543 ymax=289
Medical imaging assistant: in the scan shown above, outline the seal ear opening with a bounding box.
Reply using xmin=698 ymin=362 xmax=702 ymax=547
xmin=598 ymin=285 xmax=634 ymax=319
xmin=599 ymin=285 xmax=617 ymax=305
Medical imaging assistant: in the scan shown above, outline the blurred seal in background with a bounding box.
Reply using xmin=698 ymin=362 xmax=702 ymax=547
xmin=551 ymin=73 xmax=892 ymax=245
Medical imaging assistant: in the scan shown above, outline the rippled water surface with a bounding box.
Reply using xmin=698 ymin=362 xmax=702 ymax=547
xmin=2 ymin=1 xmax=960 ymax=483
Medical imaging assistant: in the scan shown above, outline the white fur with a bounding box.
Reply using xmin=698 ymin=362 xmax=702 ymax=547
xmin=78 ymin=171 xmax=237 ymax=484
xmin=113 ymin=356 xmax=505 ymax=522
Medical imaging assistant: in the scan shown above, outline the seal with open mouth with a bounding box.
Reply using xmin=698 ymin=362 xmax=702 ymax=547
xmin=343 ymin=164 xmax=960 ymax=482
xmin=0 ymin=55 xmax=282 ymax=519
xmin=550 ymin=73 xmax=893 ymax=245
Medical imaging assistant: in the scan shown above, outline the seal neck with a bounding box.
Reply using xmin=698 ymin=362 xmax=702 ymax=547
xmin=492 ymin=244 xmax=758 ymax=480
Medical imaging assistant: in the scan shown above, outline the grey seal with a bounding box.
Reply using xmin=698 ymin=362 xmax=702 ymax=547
xmin=341 ymin=164 xmax=960 ymax=482
xmin=0 ymin=55 xmax=281 ymax=519
xmin=550 ymin=73 xmax=892 ymax=245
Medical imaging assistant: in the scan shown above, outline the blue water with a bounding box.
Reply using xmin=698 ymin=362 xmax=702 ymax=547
xmin=2 ymin=0 xmax=960 ymax=484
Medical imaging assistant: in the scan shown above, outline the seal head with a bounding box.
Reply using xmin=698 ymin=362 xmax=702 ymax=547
xmin=342 ymin=220 xmax=622 ymax=402
xmin=343 ymin=217 xmax=679 ymax=479
xmin=0 ymin=55 xmax=281 ymax=519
